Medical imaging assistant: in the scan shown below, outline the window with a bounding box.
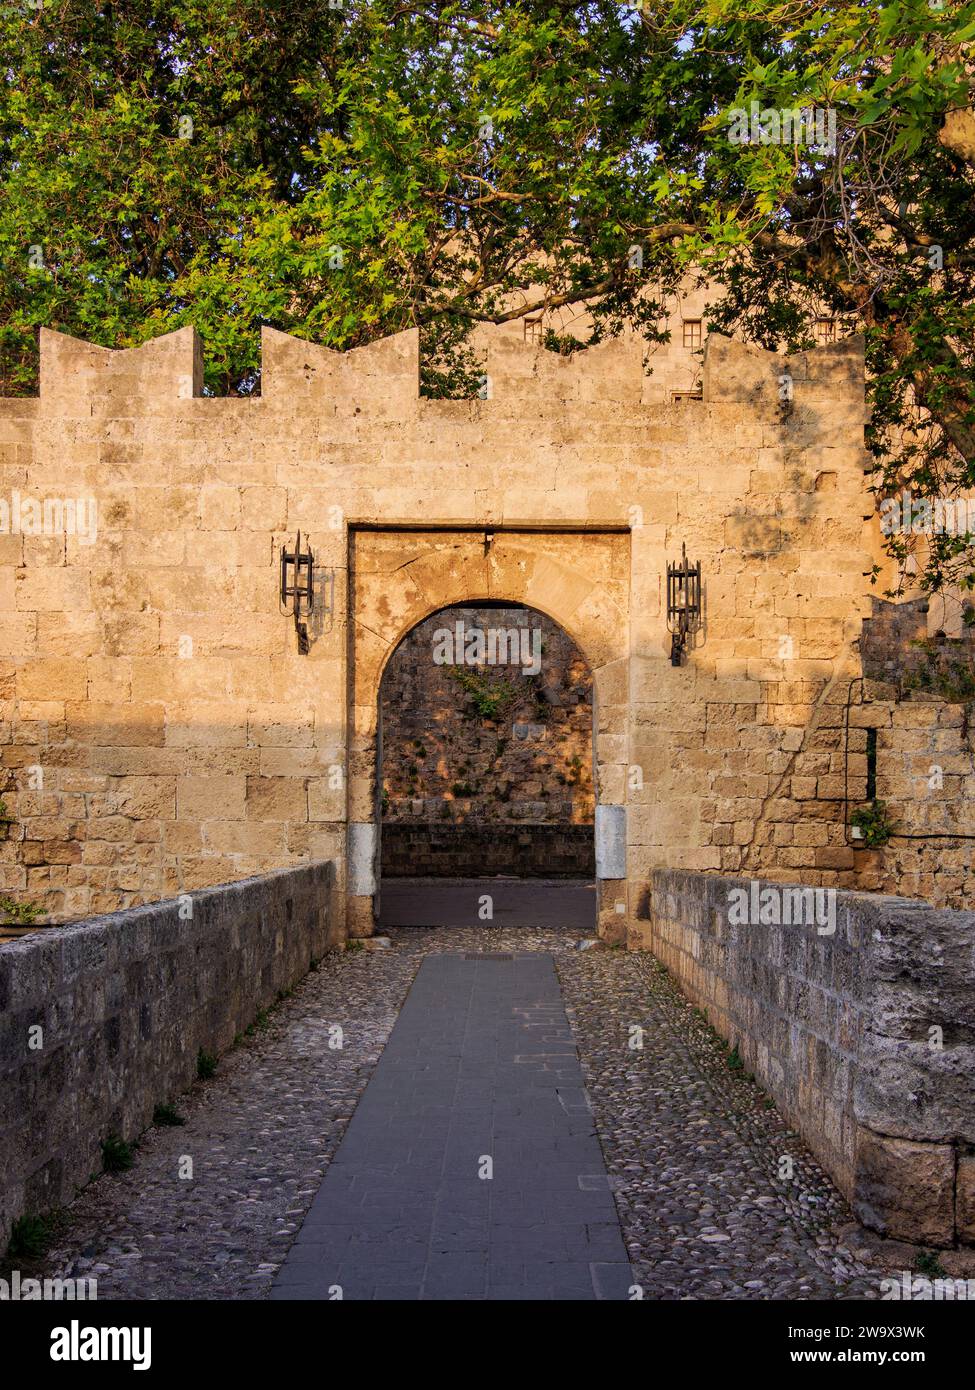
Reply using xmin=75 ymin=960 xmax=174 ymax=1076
xmin=682 ymin=319 xmax=703 ymax=349
xmin=814 ymin=317 xmax=837 ymax=345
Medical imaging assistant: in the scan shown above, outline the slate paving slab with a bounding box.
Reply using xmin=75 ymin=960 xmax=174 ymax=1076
xmin=271 ymin=952 xmax=632 ymax=1300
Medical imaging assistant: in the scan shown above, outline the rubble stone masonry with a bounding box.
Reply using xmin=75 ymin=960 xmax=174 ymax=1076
xmin=379 ymin=604 xmax=594 ymax=875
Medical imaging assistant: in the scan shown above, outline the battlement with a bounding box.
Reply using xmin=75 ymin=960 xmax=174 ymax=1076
xmin=38 ymin=326 xmax=203 ymax=413
xmin=17 ymin=323 xmax=864 ymax=422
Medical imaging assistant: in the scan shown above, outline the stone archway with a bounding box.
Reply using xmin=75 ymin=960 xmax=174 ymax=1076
xmin=345 ymin=527 xmax=631 ymax=939
xmin=376 ymin=601 xmax=597 ymax=919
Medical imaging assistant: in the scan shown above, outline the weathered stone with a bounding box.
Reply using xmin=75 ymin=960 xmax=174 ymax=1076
xmin=1 ymin=314 xmax=971 ymax=939
xmin=853 ymin=1130 xmax=956 ymax=1247
xmin=650 ymin=868 xmax=972 ymax=1251
xmin=0 ymin=860 xmax=334 ymax=1250
xmin=956 ymin=1152 xmax=975 ymax=1246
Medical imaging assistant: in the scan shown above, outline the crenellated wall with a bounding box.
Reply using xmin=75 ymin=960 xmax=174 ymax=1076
xmin=0 ymin=318 xmax=969 ymax=939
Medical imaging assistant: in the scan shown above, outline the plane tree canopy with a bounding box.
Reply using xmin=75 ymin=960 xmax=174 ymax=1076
xmin=2 ymin=0 xmax=973 ymax=589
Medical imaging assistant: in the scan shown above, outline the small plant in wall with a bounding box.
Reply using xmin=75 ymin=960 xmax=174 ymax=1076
xmin=0 ymin=895 xmax=41 ymax=927
xmin=152 ymin=1102 xmax=186 ymax=1127
xmin=446 ymin=667 xmax=518 ymax=722
xmin=101 ymin=1133 xmax=135 ymax=1174
xmin=7 ymin=1212 xmax=55 ymax=1260
xmin=196 ymin=1047 xmax=218 ymax=1080
xmin=850 ymin=799 xmax=896 ymax=848
xmin=0 ymin=789 xmax=43 ymax=927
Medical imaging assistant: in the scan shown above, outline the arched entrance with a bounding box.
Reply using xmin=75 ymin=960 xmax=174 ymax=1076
xmin=376 ymin=601 xmax=597 ymax=928
xmin=345 ymin=527 xmax=632 ymax=941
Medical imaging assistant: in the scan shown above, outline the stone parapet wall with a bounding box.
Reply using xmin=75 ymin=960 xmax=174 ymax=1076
xmin=648 ymin=868 xmax=975 ymax=1249
xmin=380 ymin=822 xmax=594 ymax=878
xmin=0 ymin=859 xmax=335 ymax=1249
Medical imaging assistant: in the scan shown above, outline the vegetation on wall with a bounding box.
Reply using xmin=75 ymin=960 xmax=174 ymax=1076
xmin=381 ymin=610 xmax=594 ymax=821
xmin=903 ymin=637 xmax=975 ymax=702
xmin=0 ymin=794 xmax=40 ymax=927
xmin=445 ymin=667 xmax=520 ymax=723
xmin=851 ymin=799 xmax=897 ymax=849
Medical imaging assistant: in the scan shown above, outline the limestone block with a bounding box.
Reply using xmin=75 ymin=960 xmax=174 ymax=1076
xmin=307 ymin=778 xmax=345 ymax=823
xmin=853 ymin=1129 xmax=955 ymax=1246
xmin=178 ymin=775 xmax=246 ymax=822
xmin=702 ymin=334 xmax=780 ymax=410
xmin=957 ymin=1153 xmax=975 ymax=1246
xmin=244 ymin=776 xmax=307 ymax=822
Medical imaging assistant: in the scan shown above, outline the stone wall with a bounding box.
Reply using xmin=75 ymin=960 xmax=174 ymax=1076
xmin=381 ymin=822 xmax=594 ymax=877
xmin=380 ymin=605 xmax=594 ymax=825
xmin=846 ymin=598 xmax=975 ymax=907
xmin=649 ymin=868 xmax=975 ymax=1248
xmin=2 ymin=318 xmax=972 ymax=940
xmin=0 ymin=859 xmax=334 ymax=1249
xmin=378 ymin=603 xmax=594 ymax=877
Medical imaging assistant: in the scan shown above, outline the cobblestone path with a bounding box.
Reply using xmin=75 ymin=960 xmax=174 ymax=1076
xmin=39 ymin=926 xmax=879 ymax=1300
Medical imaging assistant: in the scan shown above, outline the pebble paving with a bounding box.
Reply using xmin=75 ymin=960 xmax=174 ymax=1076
xmin=36 ymin=923 xmax=879 ymax=1300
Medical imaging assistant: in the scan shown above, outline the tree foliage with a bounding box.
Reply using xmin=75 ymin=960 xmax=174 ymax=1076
xmin=2 ymin=1 xmax=974 ymax=589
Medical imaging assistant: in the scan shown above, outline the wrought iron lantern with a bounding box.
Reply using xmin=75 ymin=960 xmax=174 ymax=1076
xmin=666 ymin=542 xmax=702 ymax=667
xmin=280 ymin=531 xmax=315 ymax=654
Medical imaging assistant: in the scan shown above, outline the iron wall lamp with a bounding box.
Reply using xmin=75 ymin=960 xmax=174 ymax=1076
xmin=666 ymin=542 xmax=702 ymax=667
xmin=280 ymin=530 xmax=315 ymax=654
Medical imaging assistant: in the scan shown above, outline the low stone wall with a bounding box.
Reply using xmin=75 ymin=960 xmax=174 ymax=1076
xmin=380 ymin=822 xmax=595 ymax=877
xmin=648 ymin=869 xmax=974 ymax=1249
xmin=0 ymin=860 xmax=335 ymax=1250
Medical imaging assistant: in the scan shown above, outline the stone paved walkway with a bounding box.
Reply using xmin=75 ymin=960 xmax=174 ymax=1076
xmin=35 ymin=924 xmax=880 ymax=1301
xmin=272 ymin=952 xmax=631 ymax=1300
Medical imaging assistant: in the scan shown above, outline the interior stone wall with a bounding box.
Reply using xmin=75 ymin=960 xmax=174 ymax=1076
xmin=378 ymin=603 xmax=595 ymax=876
xmin=380 ymin=605 xmax=594 ymax=822
xmin=380 ymin=822 xmax=594 ymax=878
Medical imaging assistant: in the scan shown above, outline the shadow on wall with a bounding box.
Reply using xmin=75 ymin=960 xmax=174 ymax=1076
xmin=2 ymin=711 xmax=348 ymax=923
